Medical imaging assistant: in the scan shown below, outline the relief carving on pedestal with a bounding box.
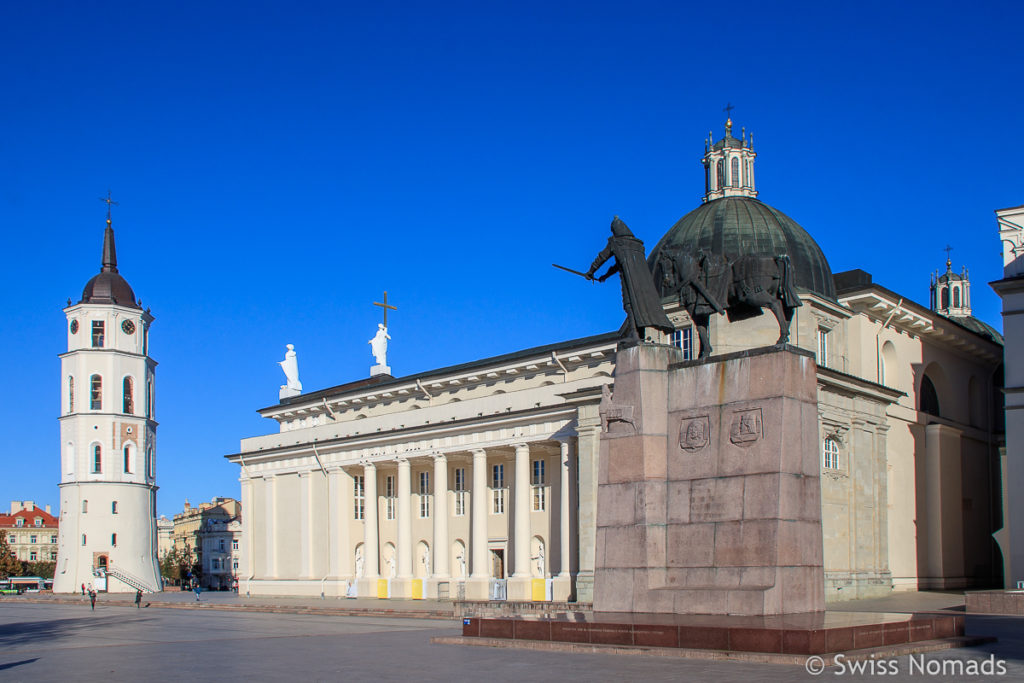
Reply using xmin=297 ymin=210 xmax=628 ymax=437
xmin=599 ymin=384 xmax=636 ymax=434
xmin=679 ymin=416 xmax=710 ymax=451
xmin=730 ymin=408 xmax=763 ymax=447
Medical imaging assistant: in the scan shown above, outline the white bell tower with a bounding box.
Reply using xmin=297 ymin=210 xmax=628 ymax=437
xmin=53 ymin=199 xmax=162 ymax=593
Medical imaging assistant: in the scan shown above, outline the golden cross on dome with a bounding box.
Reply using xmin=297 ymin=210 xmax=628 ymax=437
xmin=373 ymin=291 xmax=397 ymax=328
xmin=944 ymin=244 xmax=953 ymax=267
xmin=99 ymin=190 xmax=118 ymax=221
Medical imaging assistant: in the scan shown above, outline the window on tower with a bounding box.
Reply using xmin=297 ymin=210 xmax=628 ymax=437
xmin=90 ymin=375 xmax=102 ymax=410
xmin=940 ymin=286 xmax=949 ymax=309
xmin=953 ymin=286 xmax=961 ymax=308
xmin=82 ymin=500 xmax=88 ymax=513
xmin=123 ymin=445 xmax=131 ymax=473
xmin=112 ymin=501 xmax=118 ymax=514
xmin=91 ymin=320 xmax=105 ymax=347
xmin=92 ymin=444 xmax=102 ymax=473
xmin=68 ymin=376 xmax=74 ymax=413
xmin=731 ymin=157 xmax=740 ymax=187
xmin=111 ymin=533 xmax=117 ymax=547
xmin=123 ymin=377 xmax=134 ymax=414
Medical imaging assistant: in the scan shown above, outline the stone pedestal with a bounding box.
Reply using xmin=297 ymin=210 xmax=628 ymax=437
xmin=593 ymin=343 xmax=825 ymax=616
xmin=370 ymin=364 xmax=391 ymax=377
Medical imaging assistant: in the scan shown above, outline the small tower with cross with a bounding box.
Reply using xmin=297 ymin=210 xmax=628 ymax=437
xmin=930 ymin=245 xmax=972 ymax=317
xmin=702 ymin=104 xmax=758 ymax=203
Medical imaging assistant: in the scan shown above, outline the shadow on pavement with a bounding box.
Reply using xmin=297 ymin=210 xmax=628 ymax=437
xmin=0 ymin=658 xmax=39 ymax=671
xmin=0 ymin=614 xmax=155 ymax=649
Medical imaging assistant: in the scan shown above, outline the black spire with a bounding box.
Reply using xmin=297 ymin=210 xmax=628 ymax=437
xmin=100 ymin=191 xmax=118 ymax=273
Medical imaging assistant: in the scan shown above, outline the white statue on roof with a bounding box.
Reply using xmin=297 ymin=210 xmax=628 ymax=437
xmin=279 ymin=344 xmax=302 ymax=399
xmin=369 ymin=324 xmax=391 ymax=376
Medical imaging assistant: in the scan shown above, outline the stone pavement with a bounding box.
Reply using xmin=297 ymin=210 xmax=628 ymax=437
xmin=0 ymin=601 xmax=1022 ymax=682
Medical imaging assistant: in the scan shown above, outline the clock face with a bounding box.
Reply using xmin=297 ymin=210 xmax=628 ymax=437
xmin=70 ymin=320 xmax=79 ymax=334
xmin=122 ymin=320 xmax=136 ymax=335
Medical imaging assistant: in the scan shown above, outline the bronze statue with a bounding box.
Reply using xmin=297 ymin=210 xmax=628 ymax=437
xmin=656 ymin=246 xmax=802 ymax=358
xmin=586 ymin=217 xmax=674 ymax=341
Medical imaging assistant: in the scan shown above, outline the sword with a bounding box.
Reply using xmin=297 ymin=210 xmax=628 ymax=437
xmin=552 ymin=263 xmax=593 ymax=280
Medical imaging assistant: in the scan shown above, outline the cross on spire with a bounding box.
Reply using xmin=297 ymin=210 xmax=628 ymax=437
xmin=99 ymin=190 xmax=118 ymax=222
xmin=944 ymin=244 xmax=953 ymax=268
xmin=723 ymin=102 xmax=735 ymax=118
xmin=373 ymin=291 xmax=397 ymax=328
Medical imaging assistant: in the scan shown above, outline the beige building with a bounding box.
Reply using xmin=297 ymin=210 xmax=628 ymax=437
xmin=2 ymin=501 xmax=58 ymax=564
xmin=172 ymin=498 xmax=240 ymax=578
xmin=200 ymin=516 xmax=242 ymax=590
xmin=228 ymin=119 xmax=1004 ymax=602
xmin=156 ymin=515 xmax=174 ymax=559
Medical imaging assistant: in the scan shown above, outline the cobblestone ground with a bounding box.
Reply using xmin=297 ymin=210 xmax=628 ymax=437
xmin=0 ymin=601 xmax=1022 ymax=682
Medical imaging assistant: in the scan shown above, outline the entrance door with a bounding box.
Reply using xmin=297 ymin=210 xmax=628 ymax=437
xmin=490 ymin=549 xmax=505 ymax=579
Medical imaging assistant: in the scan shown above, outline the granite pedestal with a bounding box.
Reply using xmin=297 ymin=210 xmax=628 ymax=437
xmin=593 ymin=343 xmax=825 ymax=616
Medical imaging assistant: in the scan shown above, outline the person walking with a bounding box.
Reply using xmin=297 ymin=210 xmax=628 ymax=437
xmin=193 ymin=583 xmax=201 ymax=602
xmin=135 ymin=589 xmax=142 ymax=608
xmin=80 ymin=583 xmax=86 ymax=596
xmin=88 ymin=589 xmax=96 ymax=611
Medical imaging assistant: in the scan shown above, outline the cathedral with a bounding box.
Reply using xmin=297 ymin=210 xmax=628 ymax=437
xmin=227 ymin=119 xmax=1004 ymax=603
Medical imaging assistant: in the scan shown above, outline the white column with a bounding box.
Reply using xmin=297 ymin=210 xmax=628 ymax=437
xmin=432 ymin=454 xmax=449 ymax=579
xmin=509 ymin=443 xmax=533 ymax=600
xmin=298 ymin=472 xmax=311 ymax=578
xmin=559 ymin=440 xmax=571 ymax=577
xmin=360 ymin=462 xmax=379 ymax=592
xmin=396 ymin=458 xmax=413 ymax=580
xmin=513 ymin=443 xmax=531 ymax=578
xmin=265 ymin=475 xmax=277 ymax=580
xmin=467 ymin=448 xmax=489 ymax=599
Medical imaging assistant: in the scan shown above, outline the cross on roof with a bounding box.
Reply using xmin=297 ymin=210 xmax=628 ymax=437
xmin=723 ymin=102 xmax=735 ymax=117
xmin=99 ymin=190 xmax=118 ymax=220
xmin=373 ymin=291 xmax=397 ymax=328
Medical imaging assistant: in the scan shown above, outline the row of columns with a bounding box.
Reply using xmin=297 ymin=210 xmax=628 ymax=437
xmin=353 ymin=441 xmax=573 ymax=600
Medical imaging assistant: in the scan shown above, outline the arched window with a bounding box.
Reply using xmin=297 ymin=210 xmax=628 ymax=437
xmin=68 ymin=376 xmax=75 ymax=413
xmin=147 ymin=378 xmax=154 ymax=418
xmin=123 ymin=377 xmax=134 ymax=414
xmin=731 ymin=157 xmax=740 ymax=187
xmin=112 ymin=501 xmax=118 ymax=514
xmin=716 ymin=160 xmax=725 ymax=189
xmin=704 ymin=164 xmax=710 ymax=194
xmin=953 ymin=286 xmax=960 ymax=308
xmin=146 ymin=447 xmax=154 ymax=479
xmin=90 ymin=375 xmax=102 ymax=410
xmin=82 ymin=500 xmax=88 ymax=513
xmin=940 ymin=286 xmax=949 ymax=309
xmin=81 ymin=534 xmax=87 ymax=546
xmin=881 ymin=341 xmax=897 ymax=386
xmin=822 ymin=437 xmax=840 ymax=469
xmin=92 ymin=444 xmax=102 ymax=473
xmin=111 ymin=534 xmax=117 ymax=547
xmin=123 ymin=445 xmax=132 ymax=473
xmin=920 ymin=375 xmax=941 ymax=417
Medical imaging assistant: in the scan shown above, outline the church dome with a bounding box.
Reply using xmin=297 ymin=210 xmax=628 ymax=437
xmin=648 ymin=196 xmax=836 ymax=300
xmin=81 ymin=271 xmax=139 ymax=308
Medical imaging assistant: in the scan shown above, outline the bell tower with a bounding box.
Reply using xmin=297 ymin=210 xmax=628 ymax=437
xmin=53 ymin=199 xmax=162 ymax=593
xmin=702 ymin=116 xmax=758 ymax=202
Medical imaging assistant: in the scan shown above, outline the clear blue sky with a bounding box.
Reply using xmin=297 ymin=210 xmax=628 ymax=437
xmin=2 ymin=1 xmax=1021 ymax=518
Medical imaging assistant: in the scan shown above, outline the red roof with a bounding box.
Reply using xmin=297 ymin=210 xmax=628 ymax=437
xmin=0 ymin=508 xmax=59 ymax=529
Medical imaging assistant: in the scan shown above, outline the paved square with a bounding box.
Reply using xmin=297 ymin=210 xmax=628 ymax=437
xmin=1 ymin=603 xmax=1022 ymax=682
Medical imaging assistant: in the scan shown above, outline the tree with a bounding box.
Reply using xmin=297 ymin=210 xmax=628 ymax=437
xmin=0 ymin=534 xmax=22 ymax=579
xmin=22 ymin=561 xmax=56 ymax=579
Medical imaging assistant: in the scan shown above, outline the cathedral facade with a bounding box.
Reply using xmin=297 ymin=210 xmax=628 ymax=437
xmin=228 ymin=121 xmax=1004 ymax=602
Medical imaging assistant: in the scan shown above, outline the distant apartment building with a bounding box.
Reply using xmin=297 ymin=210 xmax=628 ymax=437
xmin=2 ymin=501 xmax=59 ymax=563
xmin=201 ymin=516 xmax=241 ymax=590
xmin=172 ymin=497 xmax=240 ymax=581
xmin=156 ymin=516 xmax=174 ymax=559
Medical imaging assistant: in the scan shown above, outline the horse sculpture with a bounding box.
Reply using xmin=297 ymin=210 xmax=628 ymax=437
xmin=655 ymin=247 xmax=802 ymax=359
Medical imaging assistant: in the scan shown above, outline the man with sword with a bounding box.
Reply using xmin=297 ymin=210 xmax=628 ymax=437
xmin=555 ymin=216 xmax=674 ymax=342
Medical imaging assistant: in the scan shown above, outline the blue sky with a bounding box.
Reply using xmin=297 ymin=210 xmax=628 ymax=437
xmin=2 ymin=1 xmax=1021 ymax=518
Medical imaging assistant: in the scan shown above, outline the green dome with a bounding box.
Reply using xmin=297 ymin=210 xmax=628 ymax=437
xmin=648 ymin=196 xmax=836 ymax=300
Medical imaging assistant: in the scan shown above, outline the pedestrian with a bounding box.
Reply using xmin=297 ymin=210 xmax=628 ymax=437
xmin=89 ymin=589 xmax=96 ymax=611
xmin=194 ymin=583 xmax=201 ymax=602
xmin=81 ymin=583 xmax=85 ymax=596
xmin=135 ymin=589 xmax=142 ymax=608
